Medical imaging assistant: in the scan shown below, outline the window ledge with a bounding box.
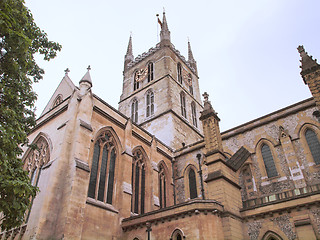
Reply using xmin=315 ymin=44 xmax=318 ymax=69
xmin=86 ymin=197 xmax=119 ymax=214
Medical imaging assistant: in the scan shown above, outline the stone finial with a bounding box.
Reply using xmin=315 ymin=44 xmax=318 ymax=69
xmin=200 ymin=92 xmax=219 ymax=121
xmin=79 ymin=66 xmax=92 ymax=87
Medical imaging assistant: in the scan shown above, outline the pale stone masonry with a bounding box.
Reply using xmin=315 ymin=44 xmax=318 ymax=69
xmin=1 ymin=12 xmax=320 ymax=240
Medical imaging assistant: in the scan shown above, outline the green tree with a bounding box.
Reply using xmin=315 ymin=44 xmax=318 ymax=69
xmin=0 ymin=0 xmax=61 ymax=230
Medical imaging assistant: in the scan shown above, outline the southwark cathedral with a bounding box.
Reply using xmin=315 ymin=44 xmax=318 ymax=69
xmin=2 ymin=12 xmax=320 ymax=239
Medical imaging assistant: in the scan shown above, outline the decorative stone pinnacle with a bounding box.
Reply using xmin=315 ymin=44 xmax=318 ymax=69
xmin=203 ymin=92 xmax=209 ymax=102
xmin=297 ymin=45 xmax=305 ymax=54
xmin=64 ymin=68 xmax=70 ymax=75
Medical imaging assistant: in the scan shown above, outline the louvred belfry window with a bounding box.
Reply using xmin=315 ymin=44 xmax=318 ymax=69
xmin=261 ymin=144 xmax=278 ymax=178
xmin=188 ymin=74 xmax=193 ymax=95
xmin=146 ymin=91 xmax=154 ymax=117
xmin=191 ymin=101 xmax=197 ymax=127
xmin=88 ymin=131 xmax=117 ymax=205
xmin=132 ymin=149 xmax=146 ymax=214
xmin=180 ymin=92 xmax=186 ymax=118
xmin=177 ymin=63 xmax=182 ymax=84
xmin=305 ymin=129 xmax=320 ymax=165
xmin=147 ymin=62 xmax=154 ymax=82
xmin=131 ymin=99 xmax=138 ymax=123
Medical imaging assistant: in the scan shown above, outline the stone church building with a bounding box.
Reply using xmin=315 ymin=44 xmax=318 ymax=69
xmin=2 ymin=12 xmax=320 ymax=239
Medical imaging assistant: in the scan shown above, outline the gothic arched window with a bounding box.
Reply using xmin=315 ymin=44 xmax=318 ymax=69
xmin=170 ymin=229 xmax=184 ymax=240
xmin=131 ymin=99 xmax=138 ymax=123
xmin=146 ymin=91 xmax=154 ymax=117
xmin=191 ymin=102 xmax=197 ymax=127
xmin=132 ymin=149 xmax=146 ymax=214
xmin=147 ymin=62 xmax=154 ymax=83
xmin=189 ymin=168 xmax=197 ymax=199
xmin=24 ymin=136 xmax=50 ymax=187
xmin=177 ymin=63 xmax=182 ymax=84
xmin=134 ymin=71 xmax=140 ymax=90
xmin=180 ymin=92 xmax=186 ymax=118
xmin=188 ymin=74 xmax=193 ymax=95
xmin=261 ymin=144 xmax=278 ymax=178
xmin=52 ymin=94 xmax=63 ymax=108
xmin=88 ymin=131 xmax=117 ymax=205
xmin=305 ymin=128 xmax=320 ymax=165
xmin=158 ymin=164 xmax=167 ymax=208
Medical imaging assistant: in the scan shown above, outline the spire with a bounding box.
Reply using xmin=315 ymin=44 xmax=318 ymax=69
xmin=298 ymin=45 xmax=320 ymax=83
xmin=160 ymin=11 xmax=171 ymax=47
xmin=79 ymin=65 xmax=92 ymax=87
xmin=124 ymin=34 xmax=134 ymax=70
xmin=188 ymin=40 xmax=198 ymax=74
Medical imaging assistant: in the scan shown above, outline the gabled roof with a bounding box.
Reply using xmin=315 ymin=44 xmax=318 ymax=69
xmin=40 ymin=73 xmax=76 ymax=117
xmin=227 ymin=146 xmax=251 ymax=171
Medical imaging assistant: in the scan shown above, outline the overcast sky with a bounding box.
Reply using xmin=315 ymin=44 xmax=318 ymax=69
xmin=25 ymin=0 xmax=320 ymax=132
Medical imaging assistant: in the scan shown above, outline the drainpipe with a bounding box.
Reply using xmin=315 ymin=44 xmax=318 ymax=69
xmin=197 ymin=153 xmax=205 ymax=200
xmin=172 ymin=158 xmax=176 ymax=205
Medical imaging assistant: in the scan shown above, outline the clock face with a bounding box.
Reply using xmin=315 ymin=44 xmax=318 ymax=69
xmin=182 ymin=70 xmax=192 ymax=86
xmin=135 ymin=66 xmax=149 ymax=82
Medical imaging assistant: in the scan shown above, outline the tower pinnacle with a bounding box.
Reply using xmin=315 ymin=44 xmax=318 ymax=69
xmin=160 ymin=11 xmax=171 ymax=46
xmin=298 ymin=46 xmax=320 ymax=82
xmin=124 ymin=35 xmax=134 ymax=70
xmin=188 ymin=40 xmax=198 ymax=74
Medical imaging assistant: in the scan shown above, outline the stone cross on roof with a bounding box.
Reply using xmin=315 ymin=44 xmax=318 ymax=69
xmin=87 ymin=65 xmax=91 ymax=71
xmin=203 ymin=92 xmax=209 ymax=102
xmin=64 ymin=68 xmax=70 ymax=75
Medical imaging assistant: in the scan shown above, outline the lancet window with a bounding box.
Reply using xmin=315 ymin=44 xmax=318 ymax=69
xmin=88 ymin=131 xmax=117 ymax=205
xmin=158 ymin=164 xmax=167 ymax=208
xmin=132 ymin=149 xmax=146 ymax=214
xmin=305 ymin=128 xmax=320 ymax=165
xmin=261 ymin=144 xmax=278 ymax=178
xmin=189 ymin=168 xmax=197 ymax=199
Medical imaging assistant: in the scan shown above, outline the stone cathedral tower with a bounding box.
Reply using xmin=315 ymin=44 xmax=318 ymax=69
xmin=118 ymin=12 xmax=203 ymax=149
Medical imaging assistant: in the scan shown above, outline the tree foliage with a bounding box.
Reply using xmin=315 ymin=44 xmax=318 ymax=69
xmin=0 ymin=0 xmax=61 ymax=230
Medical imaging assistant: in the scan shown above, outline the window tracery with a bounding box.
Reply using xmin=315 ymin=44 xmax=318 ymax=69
xmin=88 ymin=131 xmax=117 ymax=205
xmin=24 ymin=136 xmax=50 ymax=186
xmin=52 ymin=95 xmax=63 ymax=108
